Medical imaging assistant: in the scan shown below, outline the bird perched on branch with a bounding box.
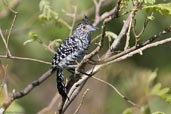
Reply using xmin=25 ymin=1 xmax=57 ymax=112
xmin=51 ymin=16 xmax=97 ymax=100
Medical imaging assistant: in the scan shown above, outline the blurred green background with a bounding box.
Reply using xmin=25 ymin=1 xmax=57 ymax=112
xmin=0 ymin=0 xmax=171 ymax=114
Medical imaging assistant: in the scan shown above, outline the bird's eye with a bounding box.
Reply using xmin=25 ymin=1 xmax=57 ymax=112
xmin=82 ymin=25 xmax=86 ymax=29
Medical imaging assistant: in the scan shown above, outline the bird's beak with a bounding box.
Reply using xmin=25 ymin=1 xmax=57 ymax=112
xmin=87 ymin=25 xmax=98 ymax=32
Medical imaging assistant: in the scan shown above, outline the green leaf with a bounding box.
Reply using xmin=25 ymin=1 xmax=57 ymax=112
xmin=28 ymin=32 xmax=39 ymax=40
xmin=144 ymin=0 xmax=156 ymax=4
xmin=23 ymin=32 xmax=39 ymax=45
xmin=150 ymin=82 xmax=171 ymax=104
xmin=164 ymin=94 xmax=171 ymax=103
xmin=39 ymin=0 xmax=58 ymax=21
xmin=150 ymin=83 xmax=161 ymax=95
xmin=137 ymin=0 xmax=156 ymax=4
xmin=143 ymin=3 xmax=171 ymax=15
xmin=158 ymin=88 xmax=170 ymax=96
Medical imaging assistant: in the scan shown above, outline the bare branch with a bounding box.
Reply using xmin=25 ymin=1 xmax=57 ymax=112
xmin=60 ymin=65 xmax=101 ymax=114
xmin=104 ymin=37 xmax=171 ymax=66
xmin=124 ymin=18 xmax=133 ymax=50
xmin=93 ymin=0 xmax=105 ymax=24
xmin=0 ymin=28 xmax=11 ymax=56
xmin=133 ymin=13 xmax=152 ymax=40
xmin=0 ymin=69 xmax=55 ymax=113
xmin=102 ymin=25 xmax=171 ymax=64
xmin=6 ymin=14 xmax=17 ymax=49
xmin=104 ymin=8 xmax=138 ymax=58
xmin=0 ymin=55 xmax=50 ymax=65
xmin=93 ymin=0 xmax=122 ymax=26
xmin=143 ymin=26 xmax=171 ymax=45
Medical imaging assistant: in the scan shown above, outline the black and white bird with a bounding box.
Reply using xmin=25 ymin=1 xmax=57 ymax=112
xmin=51 ymin=16 xmax=97 ymax=100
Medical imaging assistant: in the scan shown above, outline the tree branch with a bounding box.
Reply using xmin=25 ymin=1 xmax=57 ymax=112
xmin=0 ymin=69 xmax=55 ymax=113
xmin=104 ymin=37 xmax=171 ymax=66
xmin=104 ymin=8 xmax=138 ymax=58
xmin=93 ymin=0 xmax=121 ymax=26
xmin=102 ymin=25 xmax=171 ymax=64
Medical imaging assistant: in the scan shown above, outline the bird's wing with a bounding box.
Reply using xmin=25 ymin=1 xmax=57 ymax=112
xmin=54 ymin=36 xmax=79 ymax=63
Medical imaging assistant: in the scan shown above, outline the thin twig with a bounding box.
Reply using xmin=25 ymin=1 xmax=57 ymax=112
xmin=91 ymin=33 xmax=101 ymax=43
xmin=124 ymin=17 xmax=133 ymax=50
xmin=2 ymin=0 xmax=18 ymax=14
xmin=73 ymin=89 xmax=89 ymax=114
xmin=6 ymin=14 xmax=17 ymax=49
xmin=0 ymin=55 xmax=50 ymax=65
xmin=143 ymin=26 xmax=171 ymax=45
xmin=132 ymin=13 xmax=152 ymax=41
xmin=93 ymin=0 xmax=122 ymax=26
xmin=92 ymin=76 xmax=140 ymax=107
xmin=103 ymin=14 xmax=135 ymax=59
xmin=41 ymin=43 xmax=56 ymax=54
xmin=93 ymin=0 xmax=105 ymax=23
xmin=0 ymin=28 xmax=11 ymax=56
xmin=35 ymin=38 xmax=56 ymax=54
xmin=105 ymin=8 xmax=138 ymax=58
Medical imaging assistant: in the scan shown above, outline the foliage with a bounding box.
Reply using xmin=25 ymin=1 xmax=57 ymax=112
xmin=143 ymin=3 xmax=171 ymax=15
xmin=139 ymin=0 xmax=156 ymax=4
xmin=121 ymin=69 xmax=171 ymax=114
xmin=23 ymin=32 xmax=62 ymax=50
xmin=150 ymin=83 xmax=171 ymax=104
xmin=39 ymin=0 xmax=58 ymax=21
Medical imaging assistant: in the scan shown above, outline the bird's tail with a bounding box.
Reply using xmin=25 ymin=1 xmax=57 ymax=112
xmin=56 ymin=67 xmax=68 ymax=100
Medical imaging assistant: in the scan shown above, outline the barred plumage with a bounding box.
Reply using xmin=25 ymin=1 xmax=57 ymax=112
xmin=51 ymin=16 xmax=97 ymax=100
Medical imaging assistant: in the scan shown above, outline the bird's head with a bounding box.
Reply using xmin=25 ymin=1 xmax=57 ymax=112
xmin=74 ymin=16 xmax=97 ymax=36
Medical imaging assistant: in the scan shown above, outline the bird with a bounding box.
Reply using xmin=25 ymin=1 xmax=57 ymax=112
xmin=51 ymin=16 xmax=97 ymax=100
